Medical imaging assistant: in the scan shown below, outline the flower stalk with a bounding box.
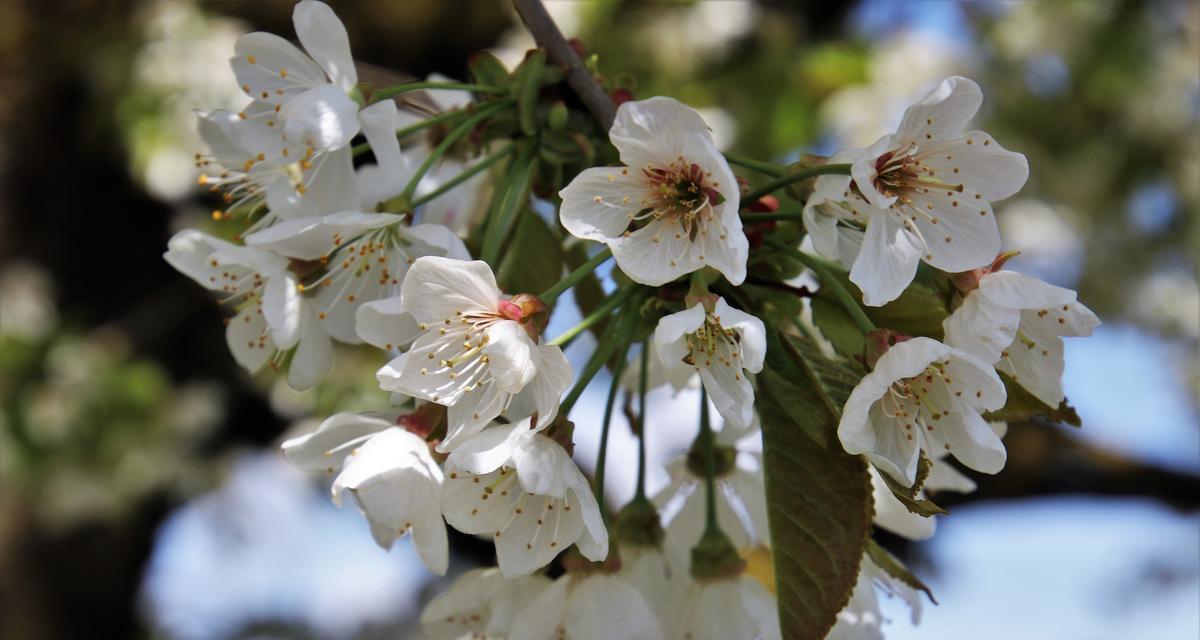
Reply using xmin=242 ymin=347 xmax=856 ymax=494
xmin=740 ymin=163 xmax=852 ymax=207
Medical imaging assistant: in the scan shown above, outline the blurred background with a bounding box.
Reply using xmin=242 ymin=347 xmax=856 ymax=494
xmin=0 ymin=0 xmax=1196 ymax=638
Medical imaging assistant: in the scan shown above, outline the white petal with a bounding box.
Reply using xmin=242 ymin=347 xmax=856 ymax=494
xmin=410 ymin=512 xmax=449 ymax=576
xmin=292 ymin=0 xmax=357 ymax=91
xmin=281 ymin=412 xmax=392 ymax=472
xmin=511 ymin=433 xmax=570 ymax=497
xmin=269 ymin=145 xmax=362 ymax=218
xmin=400 ymin=257 xmax=500 ymax=323
xmin=354 ymin=297 xmax=420 ymax=350
xmin=610 ymin=96 xmax=717 ymax=169
xmin=483 ymin=321 xmax=538 ymax=394
xmin=401 ymin=223 xmax=471 ymax=260
xmin=924 ymin=457 xmax=977 ymax=494
xmin=262 ymin=272 xmax=303 ymax=348
xmin=231 ymin=32 xmax=326 ymax=104
xmin=509 ymin=575 xmax=571 ymax=640
xmin=559 ymin=167 xmax=650 ymax=242
xmin=610 ymin=218 xmax=701 ymax=286
xmin=281 ymin=84 xmax=361 ymax=152
xmin=287 ymin=308 xmax=333 ymax=390
xmin=506 ymin=344 xmax=573 ymax=429
xmin=941 ymin=403 xmax=1007 ymax=474
xmin=356 ymin=100 xmax=405 ymax=193
xmin=908 ymin=185 xmax=1000 ymax=273
xmin=163 ymin=230 xmax=236 ymax=290
xmin=699 ymin=362 xmax=755 ymax=430
xmin=700 ymin=209 xmax=749 ymax=285
xmin=923 ymin=132 xmax=1028 ymax=200
xmin=225 ymin=305 xmax=274 ymax=372
xmin=446 ymin=421 xmax=527 ymax=476
xmin=566 ymin=575 xmax=662 ymax=640
xmin=943 ymin=292 xmax=1021 ymax=364
xmin=945 ymin=349 xmax=1007 ymax=411
xmin=442 ymin=383 xmax=508 ymax=451
xmin=654 ymin=303 xmax=706 ymax=366
xmin=896 ymin=76 xmax=983 ymax=143
xmin=849 ymin=212 xmax=923 ymax=307
xmin=978 ymin=270 xmax=1076 ymax=309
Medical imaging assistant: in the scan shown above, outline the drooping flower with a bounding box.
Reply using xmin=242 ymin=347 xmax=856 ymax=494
xmin=164 ymin=229 xmax=332 ymax=389
xmin=655 ymin=420 xmax=769 ymax=566
xmin=804 ymin=76 xmax=1029 ymax=306
xmin=827 ymin=556 xmax=924 ymax=640
xmin=944 ymin=267 xmax=1099 ymax=407
xmin=559 ymin=97 xmax=746 ymax=286
xmin=653 ymin=296 xmax=766 ymax=429
xmin=869 ymin=438 xmax=988 ymax=541
xmin=419 ymin=567 xmax=552 ymax=640
xmin=508 ymin=571 xmax=664 ymax=640
xmin=619 ymin=544 xmax=676 ymax=610
xmin=376 ymin=256 xmax=572 ymax=451
xmin=440 ymin=419 xmax=607 ymax=576
xmin=661 ymin=575 xmax=781 ymax=640
xmin=838 ymin=336 xmax=1007 ymax=485
xmin=198 ymin=0 xmax=363 ymax=225
xmin=281 ymin=412 xmax=448 ymax=574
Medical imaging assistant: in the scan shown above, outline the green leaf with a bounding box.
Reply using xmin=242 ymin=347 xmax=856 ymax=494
xmin=985 ymin=372 xmax=1082 ymax=427
xmin=496 ymin=210 xmax=564 ymax=297
xmin=810 ymin=296 xmax=866 ymax=359
xmin=512 ymin=49 xmax=546 ymax=137
xmin=866 ymin=539 xmax=936 ymax=604
xmin=758 ymin=330 xmax=863 ymax=448
xmin=757 ymin=343 xmax=874 ymax=639
xmin=468 ymin=51 xmax=510 ymax=90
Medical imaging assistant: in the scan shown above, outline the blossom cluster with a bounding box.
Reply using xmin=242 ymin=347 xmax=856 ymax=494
xmin=165 ymin=3 xmax=1098 ymax=638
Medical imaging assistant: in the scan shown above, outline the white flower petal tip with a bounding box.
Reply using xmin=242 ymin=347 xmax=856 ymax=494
xmin=663 ymin=575 xmax=781 ymax=640
xmin=838 ymin=337 xmax=1007 ymax=485
xmin=653 ymin=297 xmax=765 ymax=429
xmin=807 ymin=76 xmax=1028 ymax=306
xmin=559 ymin=97 xmax=745 ymax=286
xmin=419 ymin=568 xmax=551 ymax=639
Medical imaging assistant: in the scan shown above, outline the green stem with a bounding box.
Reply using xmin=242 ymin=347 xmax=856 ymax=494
xmin=699 ymin=387 xmax=719 ymax=536
xmin=548 ymin=285 xmax=635 ymax=347
xmin=400 ymin=99 xmax=513 ymax=203
xmin=594 ymin=338 xmax=633 ymax=521
xmin=740 ymin=163 xmax=852 ymax=208
xmin=480 ymin=144 xmax=538 ymax=266
xmin=372 ymin=81 xmax=505 ymax=101
xmin=764 ymin=236 xmax=877 ymax=334
xmin=410 ymin=142 xmax=515 ymax=208
xmin=538 ymin=247 xmax=613 ymax=305
xmin=559 ymin=292 xmax=641 ymax=416
xmin=739 ymin=211 xmax=805 ymax=224
xmin=723 ymin=152 xmax=785 ymax=176
xmin=634 ymin=343 xmax=650 ymax=501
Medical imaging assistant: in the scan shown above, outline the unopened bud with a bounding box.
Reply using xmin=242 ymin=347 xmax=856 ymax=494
xmin=398 ymin=402 xmax=447 ymax=440
xmin=864 ymin=329 xmax=911 ymax=369
xmin=506 ymin=293 xmax=548 ymax=339
xmin=951 ymin=250 xmax=1020 ymax=293
xmin=548 ymin=100 xmax=568 ymax=131
xmin=610 ymin=88 xmax=634 ymax=107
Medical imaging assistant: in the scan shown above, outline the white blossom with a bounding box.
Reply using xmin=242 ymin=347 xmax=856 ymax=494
xmin=281 ymin=412 xmax=448 ymax=574
xmin=420 ymin=567 xmax=551 ymax=639
xmin=619 ymin=544 xmax=676 ymax=610
xmin=164 ymin=229 xmax=331 ymax=389
xmin=440 ymin=419 xmax=607 ymax=576
xmin=559 ymin=97 xmax=746 ymax=286
xmin=653 ymin=296 xmax=766 ymax=429
xmin=805 ymin=76 xmax=1029 ymax=306
xmin=509 ymin=572 xmax=663 ymax=640
xmin=944 ymin=269 xmax=1099 ymax=407
xmin=662 ymin=575 xmax=781 ymax=640
xmin=838 ymin=337 xmax=1007 ymax=485
xmin=376 ymin=257 xmax=571 ymax=451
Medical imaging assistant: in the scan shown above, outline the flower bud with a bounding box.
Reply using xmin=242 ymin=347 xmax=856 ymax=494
xmin=864 ymin=328 xmax=912 ymax=369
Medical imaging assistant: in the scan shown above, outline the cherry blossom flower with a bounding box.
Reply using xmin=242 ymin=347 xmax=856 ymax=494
xmin=619 ymin=544 xmax=675 ymax=610
xmin=419 ymin=567 xmax=551 ymax=639
xmin=653 ymin=296 xmax=766 ymax=429
xmin=197 ymin=1 xmax=362 ymax=226
xmin=559 ymin=97 xmax=745 ymax=286
xmin=281 ymin=412 xmax=448 ymax=574
xmin=805 ymin=76 xmax=1029 ymax=306
xmin=164 ymin=229 xmax=331 ymax=389
xmin=662 ymin=575 xmax=781 ymax=640
xmin=508 ymin=572 xmax=663 ymax=640
xmin=375 ymin=257 xmax=572 ymax=451
xmin=838 ymin=336 xmax=1007 ymax=485
xmin=944 ymin=267 xmax=1099 ymax=407
xmin=654 ymin=422 xmax=769 ymax=562
xmin=440 ymin=419 xmax=607 ymax=576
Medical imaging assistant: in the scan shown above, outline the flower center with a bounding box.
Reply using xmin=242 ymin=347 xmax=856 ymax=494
xmin=871 ymin=143 xmax=962 ymax=203
xmin=684 ymin=315 xmax=741 ymax=369
xmin=879 ymin=360 xmax=957 ymax=449
xmin=637 ymin=160 xmax=724 ymax=240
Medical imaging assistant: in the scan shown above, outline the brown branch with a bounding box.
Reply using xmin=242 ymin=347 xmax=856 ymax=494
xmin=512 ymin=0 xmax=615 ymax=130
